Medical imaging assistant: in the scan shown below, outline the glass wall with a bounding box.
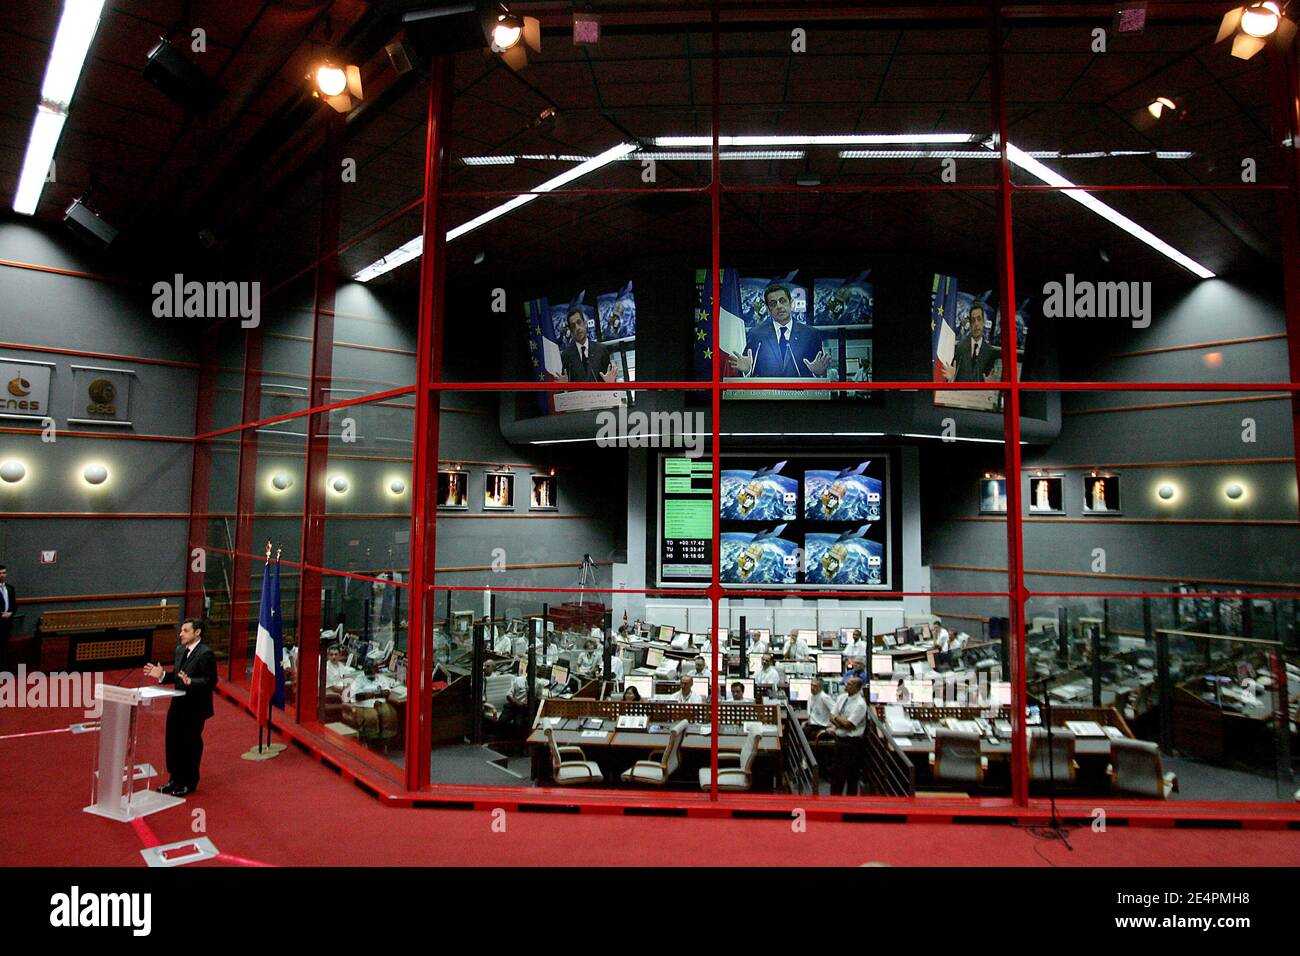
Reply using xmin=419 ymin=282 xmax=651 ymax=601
xmin=200 ymin=6 xmax=1297 ymax=808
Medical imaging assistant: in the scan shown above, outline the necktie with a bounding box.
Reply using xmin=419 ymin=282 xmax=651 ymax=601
xmin=779 ymin=327 xmax=794 ymax=374
xmin=581 ymin=346 xmax=591 ymax=378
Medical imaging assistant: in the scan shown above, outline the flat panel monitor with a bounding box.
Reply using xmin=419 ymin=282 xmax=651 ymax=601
xmin=871 ymin=654 xmax=894 ymax=677
xmin=839 ymin=628 xmax=857 ymax=645
xmin=687 ymin=677 xmax=709 ymax=698
xmin=726 ymin=678 xmax=755 ymax=701
xmin=624 ymin=675 xmax=653 ymax=699
xmin=550 ymin=664 xmax=569 ymax=686
xmin=646 ymin=648 xmax=664 ymax=666
xmin=747 ymin=653 xmax=764 ymax=673
xmin=657 ymin=624 xmax=674 ymax=642
xmin=750 ymin=628 xmax=771 ymax=644
xmin=817 ymin=653 xmax=843 ymax=674
xmin=894 ymin=626 xmax=913 ymax=645
xmin=788 ymin=677 xmax=813 ymax=702
xmin=882 ymin=631 xmax=897 ymax=648
xmin=711 ymin=627 xmax=728 ymax=644
xmin=796 ymin=628 xmax=817 ymax=644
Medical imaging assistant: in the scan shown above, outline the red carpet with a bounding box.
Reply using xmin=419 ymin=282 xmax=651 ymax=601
xmin=3 ymin=672 xmax=1299 ymax=868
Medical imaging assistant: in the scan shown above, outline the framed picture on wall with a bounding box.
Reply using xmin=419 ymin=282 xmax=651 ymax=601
xmin=437 ymin=469 xmax=468 ymax=510
xmin=530 ymin=474 xmax=558 ymax=511
xmin=484 ymin=471 xmax=515 ymax=510
xmin=979 ymin=475 xmax=1007 ymax=514
xmin=1027 ymin=474 xmax=1065 ymax=514
xmin=1082 ymin=473 xmax=1121 ymax=514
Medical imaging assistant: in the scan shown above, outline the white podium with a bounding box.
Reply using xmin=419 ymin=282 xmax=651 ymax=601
xmin=84 ymin=683 xmax=187 ymax=822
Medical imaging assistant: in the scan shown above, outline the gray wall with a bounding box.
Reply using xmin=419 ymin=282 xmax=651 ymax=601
xmin=0 ymin=220 xmax=199 ymax=636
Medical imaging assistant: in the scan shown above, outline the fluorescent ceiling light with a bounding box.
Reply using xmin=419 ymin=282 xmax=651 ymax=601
xmin=462 ymin=155 xmax=516 ymax=166
xmin=1005 ymin=143 xmax=1214 ymax=278
xmin=654 ymin=133 xmax=979 ymax=147
xmin=356 ymin=142 xmax=635 ymax=281
xmin=463 ymin=150 xmax=805 ymax=165
xmin=12 ymin=0 xmax=106 ymax=216
xmin=839 ymin=150 xmax=1001 ymax=159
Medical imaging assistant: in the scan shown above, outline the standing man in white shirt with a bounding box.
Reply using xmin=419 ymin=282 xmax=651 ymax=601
xmin=753 ymin=654 xmax=784 ymax=688
xmin=805 ymin=676 xmax=836 ymax=732
xmin=933 ymin=617 xmax=952 ymax=652
xmin=828 ymin=676 xmax=869 ymax=796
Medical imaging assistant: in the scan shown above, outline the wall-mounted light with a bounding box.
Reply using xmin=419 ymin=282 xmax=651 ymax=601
xmin=329 ymin=475 xmax=350 ymax=494
xmin=1156 ymin=482 xmax=1177 ymax=502
xmin=1224 ymin=481 xmax=1247 ymax=502
xmin=270 ymin=471 xmax=294 ymax=492
xmin=0 ymin=460 xmax=27 ymax=484
xmin=388 ymin=477 xmax=407 ymax=495
xmin=82 ymin=462 xmax=109 ymax=486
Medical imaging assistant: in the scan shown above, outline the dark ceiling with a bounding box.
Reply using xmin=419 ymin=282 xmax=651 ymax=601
xmin=0 ymin=3 xmax=1290 ymax=293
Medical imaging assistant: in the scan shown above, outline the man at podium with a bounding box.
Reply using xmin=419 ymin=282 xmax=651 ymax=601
xmin=143 ymin=618 xmax=218 ymax=797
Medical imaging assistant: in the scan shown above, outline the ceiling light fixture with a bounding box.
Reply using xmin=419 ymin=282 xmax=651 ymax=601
xmin=489 ymin=7 xmax=540 ymax=70
xmin=1217 ymin=2 xmax=1296 ymax=58
xmin=654 ymin=133 xmax=980 ymax=147
xmin=311 ymin=61 xmax=363 ymax=113
xmin=12 ymin=0 xmax=107 ymax=215
xmin=1147 ymin=96 xmax=1177 ymax=119
xmin=354 ymin=142 xmax=636 ymax=282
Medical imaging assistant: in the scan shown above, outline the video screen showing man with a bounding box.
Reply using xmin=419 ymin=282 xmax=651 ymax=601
xmin=557 ymin=309 xmax=618 ymax=383
xmin=940 ymin=301 xmax=1000 ymax=383
xmin=728 ymin=283 xmax=831 ymax=379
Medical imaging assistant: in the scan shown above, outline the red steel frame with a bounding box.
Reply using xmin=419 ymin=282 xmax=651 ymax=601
xmin=186 ymin=3 xmax=1300 ymax=822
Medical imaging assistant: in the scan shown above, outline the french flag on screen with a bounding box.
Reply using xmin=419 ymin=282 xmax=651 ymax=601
xmin=249 ymin=556 xmax=285 ymax=726
xmin=931 ymin=273 xmax=959 ymax=381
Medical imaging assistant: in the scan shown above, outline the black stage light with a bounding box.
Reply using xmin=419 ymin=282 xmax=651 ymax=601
xmin=64 ymin=198 xmax=117 ymax=248
xmin=144 ymin=37 xmax=225 ymax=114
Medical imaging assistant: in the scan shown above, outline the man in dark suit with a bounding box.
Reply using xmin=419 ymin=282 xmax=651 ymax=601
xmin=942 ymin=302 xmax=1000 ymax=383
xmin=730 ymin=285 xmax=831 ymax=378
xmin=557 ymin=309 xmax=617 ymax=383
xmin=143 ymin=618 xmax=218 ymax=796
xmin=0 ymin=564 xmax=14 ymax=670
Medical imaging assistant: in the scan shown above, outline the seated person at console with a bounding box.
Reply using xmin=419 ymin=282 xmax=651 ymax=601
xmin=844 ymin=629 xmax=868 ymax=658
xmin=343 ymin=661 xmax=400 ymax=740
xmin=324 ymin=644 xmax=358 ymax=690
xmin=576 ymin=639 xmax=602 ymax=676
xmin=622 ymin=685 xmax=642 ymax=701
xmin=753 ymin=654 xmax=784 ymax=688
xmin=784 ymin=630 xmax=810 ymax=661
xmin=728 ymin=681 xmax=749 ymax=702
xmin=806 ymin=676 xmax=836 ymax=731
xmin=686 ymin=655 xmax=709 ymax=681
xmin=493 ymin=626 xmax=515 ymax=657
xmin=669 ymin=675 xmax=703 ymax=704
xmin=748 ymin=632 xmax=770 ymax=654
xmin=896 ymin=677 xmax=911 ymax=704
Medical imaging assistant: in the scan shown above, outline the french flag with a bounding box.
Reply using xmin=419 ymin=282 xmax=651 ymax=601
xmin=249 ymin=555 xmax=285 ymax=727
xmin=931 ymin=273 xmax=959 ymax=380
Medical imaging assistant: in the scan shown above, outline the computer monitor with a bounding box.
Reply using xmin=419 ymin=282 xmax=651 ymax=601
xmin=646 ymin=647 xmax=664 ymax=666
xmin=550 ymin=664 xmax=569 ymax=686
xmin=871 ymin=654 xmax=893 ymax=677
xmin=895 ymin=626 xmax=913 ymax=645
xmin=688 ymin=677 xmax=709 ymax=698
xmin=712 ymin=627 xmax=728 ymax=644
xmin=624 ymin=675 xmax=653 ymax=699
xmin=788 ymin=677 xmax=813 ymax=702
xmin=796 ymin=628 xmax=817 ymax=644
xmin=657 ymin=624 xmax=674 ymax=642
xmin=839 ymin=628 xmax=856 ymax=646
xmin=883 ymin=632 xmax=897 ymax=648
xmin=817 ymin=653 xmax=843 ymax=674
xmin=728 ymin=678 xmax=755 ymax=701
xmin=748 ymin=653 xmax=764 ymax=672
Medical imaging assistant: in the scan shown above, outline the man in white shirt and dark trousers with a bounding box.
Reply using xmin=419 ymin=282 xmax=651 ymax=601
xmin=828 ymin=676 xmax=869 ymax=796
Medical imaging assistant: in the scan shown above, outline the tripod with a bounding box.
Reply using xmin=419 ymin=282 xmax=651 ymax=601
xmin=1017 ymin=673 xmax=1073 ymax=848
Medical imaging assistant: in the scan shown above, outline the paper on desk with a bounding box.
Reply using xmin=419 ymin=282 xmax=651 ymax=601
xmin=580 ymin=730 xmax=609 ymax=738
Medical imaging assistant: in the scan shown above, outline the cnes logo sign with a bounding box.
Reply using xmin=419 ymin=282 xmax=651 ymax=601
xmin=49 ymin=886 xmax=151 ymax=936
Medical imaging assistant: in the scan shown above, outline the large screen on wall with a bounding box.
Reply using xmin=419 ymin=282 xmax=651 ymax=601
xmin=930 ymin=273 xmax=1029 ymax=412
xmin=693 ymin=268 xmax=873 ymax=398
xmin=657 ymin=453 xmax=893 ymax=590
xmin=523 ymin=282 xmax=636 ymax=415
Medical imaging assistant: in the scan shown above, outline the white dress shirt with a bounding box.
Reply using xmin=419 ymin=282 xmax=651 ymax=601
xmin=493 ymin=632 xmax=515 ymax=656
xmin=670 ymin=690 xmax=703 ymax=704
xmin=576 ymin=650 xmax=601 ymax=674
xmin=754 ymin=664 xmax=784 ymax=686
xmin=806 ymin=690 xmax=836 ymax=728
xmin=785 ymin=638 xmax=810 ymax=661
xmin=845 ymin=639 xmax=868 ymax=658
xmin=344 ymin=672 xmax=392 ymax=709
xmin=749 ymin=639 xmax=769 ymax=654
xmin=326 ymin=659 xmax=358 ymax=688
xmin=831 ymin=691 xmax=869 ymax=738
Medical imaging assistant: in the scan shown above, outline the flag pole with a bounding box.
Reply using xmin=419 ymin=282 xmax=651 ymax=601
xmin=260 ymin=540 xmax=271 ymax=754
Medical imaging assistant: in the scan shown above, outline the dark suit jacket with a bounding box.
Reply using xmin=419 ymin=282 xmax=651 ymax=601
xmin=743 ymin=320 xmax=824 ymax=377
xmin=951 ymin=335 xmax=1000 ymax=382
xmin=161 ymin=642 xmax=218 ymax=720
xmin=0 ymin=583 xmax=15 ymax=639
xmin=560 ymin=339 xmax=613 ymax=382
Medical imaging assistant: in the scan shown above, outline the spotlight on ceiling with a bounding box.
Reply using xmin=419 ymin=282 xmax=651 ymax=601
xmin=1217 ymin=3 xmax=1297 ymax=59
xmin=1147 ymin=96 xmax=1177 ymax=119
xmin=311 ymin=61 xmax=363 ymax=113
xmin=402 ymin=2 xmax=539 ymax=71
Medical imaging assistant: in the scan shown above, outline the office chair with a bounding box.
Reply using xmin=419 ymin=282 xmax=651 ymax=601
xmin=697 ymin=729 xmax=761 ymax=791
xmin=1028 ymin=727 xmax=1079 ymax=787
xmin=621 ymin=719 xmax=688 ymax=785
xmin=480 ymin=673 xmax=515 ymax=722
xmin=544 ymin=727 xmax=604 ymax=785
xmin=1107 ymin=738 xmax=1178 ymax=798
xmin=930 ymin=730 xmax=987 ymax=787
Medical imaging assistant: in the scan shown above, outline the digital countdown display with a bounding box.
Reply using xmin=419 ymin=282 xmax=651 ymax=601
xmin=659 ymin=457 xmax=713 ymax=583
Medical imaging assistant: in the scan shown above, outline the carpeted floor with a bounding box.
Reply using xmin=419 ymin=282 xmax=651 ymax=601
xmin=3 ymin=672 xmax=1298 ymax=868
